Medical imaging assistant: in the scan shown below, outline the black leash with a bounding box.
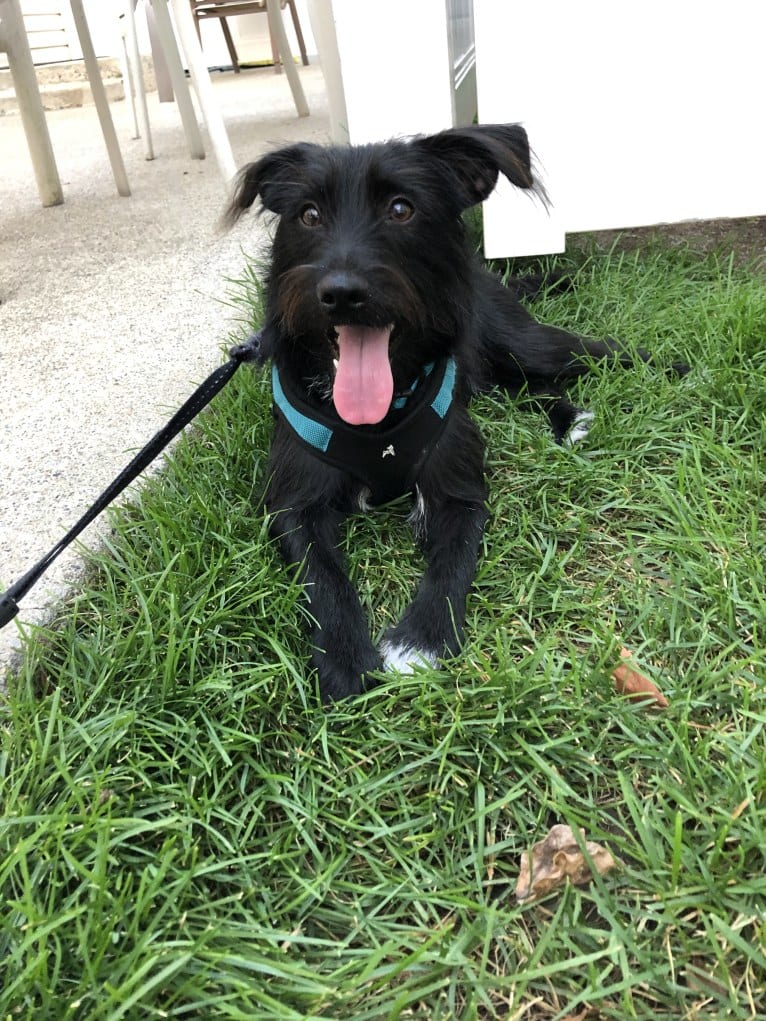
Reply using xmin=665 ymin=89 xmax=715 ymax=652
xmin=0 ymin=333 xmax=263 ymax=630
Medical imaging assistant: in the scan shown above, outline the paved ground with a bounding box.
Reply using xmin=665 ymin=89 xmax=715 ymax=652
xmin=0 ymin=64 xmax=330 ymax=675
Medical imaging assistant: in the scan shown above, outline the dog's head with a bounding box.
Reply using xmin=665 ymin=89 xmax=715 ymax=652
xmin=226 ymin=125 xmax=538 ymax=424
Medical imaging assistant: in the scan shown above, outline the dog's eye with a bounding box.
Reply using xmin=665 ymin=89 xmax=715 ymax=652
xmin=300 ymin=204 xmax=322 ymax=227
xmin=388 ymin=198 xmax=414 ymax=223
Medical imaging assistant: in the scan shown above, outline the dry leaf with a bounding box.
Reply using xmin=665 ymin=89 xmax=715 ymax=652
xmin=612 ymin=647 xmax=669 ymax=708
xmin=731 ymin=797 xmax=751 ymax=820
xmin=515 ymin=824 xmax=616 ymax=903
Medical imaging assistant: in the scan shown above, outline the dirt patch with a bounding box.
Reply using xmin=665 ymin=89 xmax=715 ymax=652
xmin=573 ymin=215 xmax=766 ymax=271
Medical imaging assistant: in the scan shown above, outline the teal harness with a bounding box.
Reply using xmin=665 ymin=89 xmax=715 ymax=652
xmin=272 ymin=357 xmax=457 ymax=505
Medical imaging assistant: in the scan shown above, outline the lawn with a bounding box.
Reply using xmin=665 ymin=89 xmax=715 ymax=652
xmin=1 ymin=240 xmax=765 ymax=1019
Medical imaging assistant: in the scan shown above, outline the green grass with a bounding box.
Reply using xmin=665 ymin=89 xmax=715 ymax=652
xmin=2 ymin=241 xmax=765 ymax=1019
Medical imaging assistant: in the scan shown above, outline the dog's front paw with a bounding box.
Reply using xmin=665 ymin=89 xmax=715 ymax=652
xmin=313 ymin=643 xmax=381 ymax=704
xmin=379 ymin=636 xmax=438 ymax=675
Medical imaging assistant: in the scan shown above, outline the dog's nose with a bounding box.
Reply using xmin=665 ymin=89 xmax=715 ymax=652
xmin=316 ymin=271 xmax=369 ymax=315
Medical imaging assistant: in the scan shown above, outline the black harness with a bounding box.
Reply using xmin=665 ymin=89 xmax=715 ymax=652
xmin=272 ymin=357 xmax=457 ymax=505
xmin=0 ymin=334 xmax=456 ymax=627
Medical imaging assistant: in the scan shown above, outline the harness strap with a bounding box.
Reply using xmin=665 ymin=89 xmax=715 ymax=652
xmin=273 ymin=357 xmax=457 ymax=505
xmin=0 ymin=334 xmax=263 ymax=630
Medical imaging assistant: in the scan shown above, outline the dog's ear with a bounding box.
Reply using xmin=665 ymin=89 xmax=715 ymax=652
xmin=224 ymin=142 xmax=319 ymax=225
xmin=412 ymin=124 xmax=538 ymax=209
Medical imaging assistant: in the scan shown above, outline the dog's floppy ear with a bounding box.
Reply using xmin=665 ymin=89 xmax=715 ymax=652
xmin=224 ymin=142 xmax=319 ymax=225
xmin=412 ymin=124 xmax=538 ymax=210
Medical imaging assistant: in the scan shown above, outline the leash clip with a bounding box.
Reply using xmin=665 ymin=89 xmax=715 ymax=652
xmin=229 ymin=330 xmax=264 ymax=365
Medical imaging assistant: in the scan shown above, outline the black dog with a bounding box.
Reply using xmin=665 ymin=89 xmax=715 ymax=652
xmin=226 ymin=124 xmax=678 ymax=702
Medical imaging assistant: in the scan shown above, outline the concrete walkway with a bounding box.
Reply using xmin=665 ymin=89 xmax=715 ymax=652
xmin=0 ymin=64 xmax=330 ymax=674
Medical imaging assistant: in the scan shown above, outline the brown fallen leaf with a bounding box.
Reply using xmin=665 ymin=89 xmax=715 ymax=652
xmin=515 ymin=824 xmax=616 ymax=903
xmin=612 ymin=646 xmax=669 ymax=708
xmin=731 ymin=797 xmax=751 ymax=820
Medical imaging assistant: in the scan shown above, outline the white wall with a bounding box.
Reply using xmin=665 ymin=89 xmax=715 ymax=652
xmin=307 ymin=0 xmax=455 ymax=144
xmin=475 ymin=0 xmax=766 ymax=256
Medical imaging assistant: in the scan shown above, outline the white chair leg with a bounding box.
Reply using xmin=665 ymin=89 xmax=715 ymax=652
xmin=118 ymin=23 xmax=140 ymax=139
xmin=168 ymin=0 xmax=237 ymax=182
xmin=145 ymin=1 xmax=174 ymax=103
xmin=125 ymin=0 xmax=155 ymax=159
xmin=69 ymin=0 xmax=131 ymax=197
xmin=149 ymin=0 xmax=205 ymax=160
xmin=0 ymin=0 xmax=63 ymax=205
xmin=265 ymin=0 xmax=309 ymax=118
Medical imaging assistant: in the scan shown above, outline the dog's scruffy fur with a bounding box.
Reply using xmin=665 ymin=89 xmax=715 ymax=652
xmin=226 ymin=124 xmax=681 ymax=703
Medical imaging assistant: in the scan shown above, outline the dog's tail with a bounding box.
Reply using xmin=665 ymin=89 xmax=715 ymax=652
xmin=487 ymin=270 xmax=689 ymax=380
xmin=554 ymin=336 xmax=690 ymax=380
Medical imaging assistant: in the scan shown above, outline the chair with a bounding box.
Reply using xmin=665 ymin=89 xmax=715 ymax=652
xmin=0 ymin=0 xmax=130 ymax=204
xmin=121 ymin=0 xmax=206 ymax=164
xmin=188 ymin=0 xmax=309 ymax=74
xmin=119 ymin=0 xmax=308 ymax=184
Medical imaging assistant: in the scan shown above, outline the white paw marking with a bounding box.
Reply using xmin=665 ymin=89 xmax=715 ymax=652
xmin=565 ymin=410 xmax=594 ymax=446
xmin=379 ymin=640 xmax=437 ymax=674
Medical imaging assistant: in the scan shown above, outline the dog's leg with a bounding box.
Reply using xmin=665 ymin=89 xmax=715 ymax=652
xmin=380 ymin=413 xmax=488 ymax=674
xmin=476 ymin=279 xmax=648 ymax=444
xmin=273 ymin=506 xmax=381 ymax=702
xmin=380 ymin=492 xmax=488 ymax=672
xmin=380 ymin=411 xmax=489 ymax=673
xmin=513 ymin=385 xmax=593 ymax=445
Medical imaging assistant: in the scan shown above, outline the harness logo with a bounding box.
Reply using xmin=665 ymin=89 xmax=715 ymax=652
xmin=382 ymin=445 xmax=396 ymax=459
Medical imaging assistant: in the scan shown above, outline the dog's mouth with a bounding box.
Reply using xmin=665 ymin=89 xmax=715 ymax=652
xmin=329 ymin=324 xmax=394 ymax=425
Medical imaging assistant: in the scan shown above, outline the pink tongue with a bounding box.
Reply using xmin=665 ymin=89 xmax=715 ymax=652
xmin=332 ymin=325 xmax=394 ymax=425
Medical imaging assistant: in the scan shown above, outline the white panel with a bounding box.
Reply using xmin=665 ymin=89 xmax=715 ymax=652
xmin=447 ymin=0 xmax=473 ymax=71
xmin=447 ymin=0 xmax=477 ymax=126
xmin=483 ymin=175 xmax=566 ymax=258
xmin=306 ymin=0 xmax=348 ymax=142
xmin=475 ymin=0 xmax=766 ymax=256
xmin=324 ymin=0 xmax=453 ymax=144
